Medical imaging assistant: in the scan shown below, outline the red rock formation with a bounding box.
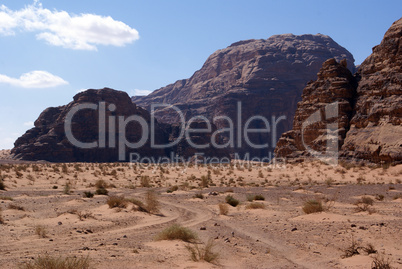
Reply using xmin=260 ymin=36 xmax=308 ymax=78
xmin=12 ymin=88 xmax=167 ymax=162
xmin=274 ymin=59 xmax=357 ymax=159
xmin=12 ymin=88 xmax=230 ymax=162
xmin=341 ymin=18 xmax=402 ymax=163
xmin=133 ymin=34 xmax=355 ymax=158
xmin=275 ymin=18 xmax=402 ymax=164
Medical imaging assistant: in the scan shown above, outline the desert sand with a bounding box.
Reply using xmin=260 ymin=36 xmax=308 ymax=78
xmin=0 ymin=152 xmax=401 ymax=268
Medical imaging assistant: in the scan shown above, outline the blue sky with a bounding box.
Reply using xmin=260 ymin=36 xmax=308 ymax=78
xmin=0 ymin=0 xmax=401 ymax=149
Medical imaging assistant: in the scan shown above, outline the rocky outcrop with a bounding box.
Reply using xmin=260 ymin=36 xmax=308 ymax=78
xmin=274 ymin=59 xmax=357 ymax=159
xmin=341 ymin=18 xmax=402 ymax=163
xmin=133 ymin=34 xmax=355 ymax=158
xmin=275 ymin=18 xmax=402 ymax=164
xmin=12 ymin=88 xmax=167 ymax=162
xmin=12 ymin=88 xmax=230 ymax=162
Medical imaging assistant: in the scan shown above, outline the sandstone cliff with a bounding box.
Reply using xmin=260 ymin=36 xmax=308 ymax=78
xmin=133 ymin=34 xmax=355 ymax=158
xmin=274 ymin=59 xmax=357 ymax=159
xmin=275 ymin=18 xmax=402 ymax=164
xmin=341 ymin=18 xmax=402 ymax=163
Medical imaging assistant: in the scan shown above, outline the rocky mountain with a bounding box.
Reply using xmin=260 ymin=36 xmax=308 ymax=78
xmin=132 ymin=33 xmax=355 ymax=158
xmin=275 ymin=18 xmax=402 ymax=164
xmin=12 ymin=89 xmax=165 ymax=162
xmin=12 ymin=88 xmax=229 ymax=162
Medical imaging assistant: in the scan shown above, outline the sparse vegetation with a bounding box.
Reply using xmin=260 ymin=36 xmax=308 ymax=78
xmin=0 ymin=179 xmax=6 ymax=190
xmin=225 ymin=195 xmax=239 ymax=207
xmin=354 ymin=196 xmax=375 ymax=213
xmin=247 ymin=194 xmax=265 ymax=201
xmin=107 ymin=195 xmax=128 ymax=209
xmin=0 ymin=196 xmax=13 ymax=201
xmin=392 ymin=193 xmax=402 ymax=200
xmin=144 ymin=190 xmax=159 ymax=214
xmin=341 ymin=236 xmax=360 ymax=258
xmin=19 ymin=254 xmax=90 ymax=269
xmin=140 ymin=176 xmax=151 ymax=187
xmin=83 ymin=191 xmax=94 ymax=198
xmin=218 ymin=203 xmax=229 ymax=215
xmin=371 ymin=253 xmax=394 ymax=269
xmin=185 ymin=239 xmax=219 ymax=263
xmin=63 ymin=183 xmax=71 ymax=195
xmin=8 ymin=204 xmax=25 ymax=211
xmin=94 ymin=179 xmax=108 ymax=195
xmin=246 ymin=202 xmax=265 ymax=209
xmin=363 ymin=243 xmax=377 ymax=254
xmin=155 ymin=224 xmax=197 ymax=242
xmin=126 ymin=198 xmax=147 ymax=212
xmin=302 ymin=199 xmax=323 ymax=214
xmin=0 ymin=207 xmax=4 ymax=224
xmin=35 ymin=225 xmax=47 ymax=238
xmin=193 ymin=192 xmax=204 ymax=199
xmin=167 ymin=185 xmax=179 ymax=193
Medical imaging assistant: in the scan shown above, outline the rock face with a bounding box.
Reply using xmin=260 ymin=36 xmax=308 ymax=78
xmin=341 ymin=18 xmax=402 ymax=163
xmin=12 ymin=89 xmax=168 ymax=162
xmin=133 ymin=34 xmax=355 ymax=158
xmin=275 ymin=18 xmax=402 ymax=164
xmin=274 ymin=59 xmax=357 ymax=159
xmin=12 ymin=88 xmax=229 ymax=162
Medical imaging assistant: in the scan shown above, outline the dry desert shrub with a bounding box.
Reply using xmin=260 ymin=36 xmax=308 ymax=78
xmin=140 ymin=176 xmax=151 ymax=187
xmin=354 ymin=196 xmax=375 ymax=213
xmin=155 ymin=224 xmax=198 ymax=242
xmin=245 ymin=202 xmax=265 ymax=210
xmin=35 ymin=225 xmax=47 ymax=238
xmin=63 ymin=183 xmax=71 ymax=195
xmin=94 ymin=179 xmax=109 ymax=195
xmin=193 ymin=192 xmax=204 ymax=199
xmin=302 ymin=199 xmax=324 ymax=214
xmin=218 ymin=203 xmax=229 ymax=215
xmin=0 ymin=196 xmax=13 ymax=201
xmin=371 ymin=253 xmax=394 ymax=269
xmin=8 ymin=203 xmax=25 ymax=211
xmin=0 ymin=207 xmax=4 ymax=224
xmin=185 ymin=239 xmax=219 ymax=263
xmin=126 ymin=198 xmax=147 ymax=212
xmin=225 ymin=195 xmax=239 ymax=207
xmin=83 ymin=191 xmax=94 ymax=198
xmin=341 ymin=236 xmax=360 ymax=258
xmin=363 ymin=243 xmax=377 ymax=254
xmin=167 ymin=185 xmax=179 ymax=193
xmin=145 ymin=190 xmax=159 ymax=214
xmin=246 ymin=194 xmax=265 ymax=202
xmin=0 ymin=178 xmax=6 ymax=190
xmin=392 ymin=193 xmax=402 ymax=200
xmin=106 ymin=195 xmax=128 ymax=209
xmin=19 ymin=254 xmax=90 ymax=269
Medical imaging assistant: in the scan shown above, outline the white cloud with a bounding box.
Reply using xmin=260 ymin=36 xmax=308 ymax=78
xmin=0 ymin=70 xmax=68 ymax=88
xmin=130 ymin=89 xmax=152 ymax=96
xmin=23 ymin=121 xmax=35 ymax=127
xmin=0 ymin=1 xmax=139 ymax=50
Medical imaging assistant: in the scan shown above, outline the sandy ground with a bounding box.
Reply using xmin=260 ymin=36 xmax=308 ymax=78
xmin=0 ymin=155 xmax=401 ymax=268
